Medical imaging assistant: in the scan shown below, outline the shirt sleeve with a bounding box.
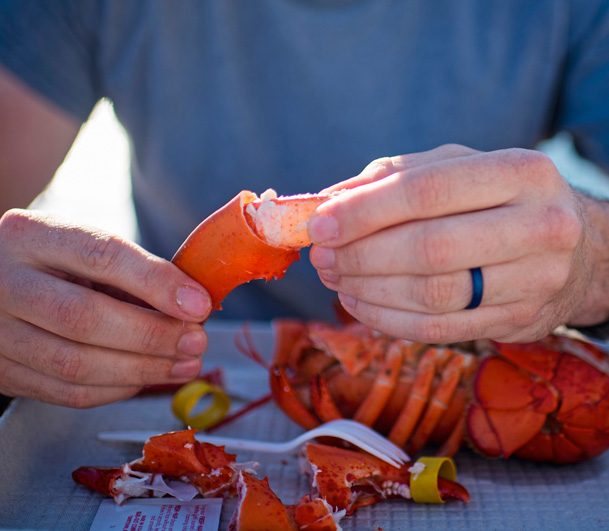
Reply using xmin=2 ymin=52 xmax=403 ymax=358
xmin=0 ymin=0 xmax=102 ymax=121
xmin=556 ymin=1 xmax=609 ymax=174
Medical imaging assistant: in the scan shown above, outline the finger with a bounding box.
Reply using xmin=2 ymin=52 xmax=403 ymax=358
xmin=320 ymin=144 xmax=478 ymax=193
xmin=336 ymin=295 xmax=550 ymax=344
xmin=319 ymin=256 xmax=558 ymax=314
xmin=6 ymin=210 xmax=211 ymax=322
xmin=0 ymin=316 xmax=203 ymax=386
xmin=0 ymin=355 xmax=141 ymax=408
xmin=4 ymin=267 xmax=209 ymax=356
xmin=311 ymin=202 xmax=578 ymax=276
xmin=310 ymin=148 xmax=557 ymax=247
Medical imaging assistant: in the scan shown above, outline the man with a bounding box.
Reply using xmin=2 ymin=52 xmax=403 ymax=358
xmin=1 ymin=1 xmax=609 ymax=408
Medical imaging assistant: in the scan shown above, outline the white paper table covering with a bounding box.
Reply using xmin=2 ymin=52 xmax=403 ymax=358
xmin=1 ymin=321 xmax=608 ymax=530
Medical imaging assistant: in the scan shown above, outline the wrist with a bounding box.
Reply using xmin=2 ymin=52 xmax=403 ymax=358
xmin=567 ymin=193 xmax=609 ymax=326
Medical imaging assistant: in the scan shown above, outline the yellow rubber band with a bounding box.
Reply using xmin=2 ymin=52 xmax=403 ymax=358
xmin=410 ymin=456 xmax=457 ymax=504
xmin=171 ymin=380 xmax=231 ymax=430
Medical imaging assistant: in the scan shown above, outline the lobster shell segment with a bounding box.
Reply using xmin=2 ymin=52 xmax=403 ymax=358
xmin=172 ymin=190 xmax=332 ymax=310
xmin=229 ymin=473 xmax=299 ymax=531
xmin=228 ymin=472 xmax=344 ymax=531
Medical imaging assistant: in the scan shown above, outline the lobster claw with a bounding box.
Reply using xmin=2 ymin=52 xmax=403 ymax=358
xmin=299 ymin=442 xmax=469 ymax=515
xmin=73 ymin=430 xmax=250 ymax=504
xmin=172 ymin=190 xmax=332 ymax=311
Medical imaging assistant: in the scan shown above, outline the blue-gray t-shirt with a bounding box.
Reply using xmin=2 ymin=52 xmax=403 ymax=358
xmin=2 ymin=0 xmax=609 ymax=320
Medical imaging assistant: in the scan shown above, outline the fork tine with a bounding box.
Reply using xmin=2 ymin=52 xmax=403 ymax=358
xmin=320 ymin=420 xmax=410 ymax=464
xmin=318 ymin=429 xmax=403 ymax=467
xmin=343 ymin=421 xmax=409 ymax=461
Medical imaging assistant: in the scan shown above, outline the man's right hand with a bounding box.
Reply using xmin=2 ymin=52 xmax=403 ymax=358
xmin=0 ymin=209 xmax=212 ymax=407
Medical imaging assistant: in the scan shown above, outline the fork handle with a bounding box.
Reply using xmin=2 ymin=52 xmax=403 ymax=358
xmin=97 ymin=430 xmax=295 ymax=453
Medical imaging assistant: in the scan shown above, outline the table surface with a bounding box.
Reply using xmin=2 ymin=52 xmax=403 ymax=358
xmin=1 ymin=321 xmax=608 ymax=531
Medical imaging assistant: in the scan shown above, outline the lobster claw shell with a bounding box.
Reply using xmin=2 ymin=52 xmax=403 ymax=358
xmin=172 ymin=190 xmax=332 ymax=311
xmin=299 ymin=442 xmax=470 ymax=515
xmin=72 ymin=430 xmax=246 ymax=504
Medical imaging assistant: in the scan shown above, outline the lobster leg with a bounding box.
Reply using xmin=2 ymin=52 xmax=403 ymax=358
xmin=353 ymin=340 xmax=405 ymax=427
xmin=388 ymin=347 xmax=450 ymax=447
xmin=270 ymin=366 xmax=320 ymax=430
xmin=407 ymin=353 xmax=471 ymax=456
xmin=310 ymin=374 xmax=344 ymax=423
xmin=271 ymin=319 xmax=310 ymax=368
xmin=436 ymin=416 xmax=466 ymax=457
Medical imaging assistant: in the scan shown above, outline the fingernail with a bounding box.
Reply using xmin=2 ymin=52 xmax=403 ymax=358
xmin=178 ymin=330 xmax=207 ymax=356
xmin=310 ymin=246 xmax=335 ymax=269
xmin=171 ymin=358 xmax=202 ymax=378
xmin=308 ymin=214 xmax=339 ymax=243
xmin=176 ymin=286 xmax=210 ymax=318
xmin=339 ymin=293 xmax=356 ymax=310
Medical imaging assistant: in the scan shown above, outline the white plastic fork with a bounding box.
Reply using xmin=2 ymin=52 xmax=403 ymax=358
xmin=98 ymin=419 xmax=410 ymax=468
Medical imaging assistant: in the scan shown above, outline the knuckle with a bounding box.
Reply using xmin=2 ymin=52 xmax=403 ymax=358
xmin=361 ymin=157 xmax=396 ymax=180
xmin=435 ymin=143 xmax=475 ymax=157
xmin=49 ymin=345 xmax=90 ymax=383
xmin=365 ymin=156 xmax=393 ymax=173
xmin=406 ymin=168 xmax=449 ymax=217
xmin=79 ymin=233 xmax=124 ymax=275
xmin=0 ymin=208 xmax=26 ymax=231
xmin=508 ymin=149 xmax=557 ymax=182
xmin=62 ymin=386 xmax=96 ymax=409
xmin=137 ymin=358 xmax=167 ymax=386
xmin=137 ymin=319 xmax=168 ymax=353
xmin=414 ymin=316 xmax=451 ymax=344
xmin=341 ymin=241 xmax=366 ymax=275
xmin=545 ymin=204 xmax=582 ymax=249
xmin=0 ymin=209 xmax=38 ymax=241
xmin=419 ymin=275 xmax=455 ymax=312
xmin=54 ymin=293 xmax=99 ymax=338
xmin=527 ymin=150 xmax=557 ymax=176
xmin=418 ymin=227 xmax=456 ymax=271
xmin=527 ymin=204 xmax=582 ymax=255
xmin=132 ymin=256 xmax=164 ymax=294
xmin=511 ymin=304 xmax=540 ymax=329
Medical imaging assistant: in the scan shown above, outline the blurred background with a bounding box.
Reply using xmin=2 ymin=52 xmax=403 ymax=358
xmin=29 ymin=99 xmax=137 ymax=240
xmin=30 ymin=98 xmax=609 ymax=243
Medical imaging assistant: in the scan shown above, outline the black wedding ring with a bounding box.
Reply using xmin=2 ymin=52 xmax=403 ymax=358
xmin=465 ymin=267 xmax=484 ymax=310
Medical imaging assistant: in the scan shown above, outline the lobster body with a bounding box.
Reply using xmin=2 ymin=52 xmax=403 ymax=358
xmin=268 ymin=320 xmax=609 ymax=464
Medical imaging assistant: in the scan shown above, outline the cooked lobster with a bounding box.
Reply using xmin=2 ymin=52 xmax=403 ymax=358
xmin=259 ymin=319 xmax=609 ymax=464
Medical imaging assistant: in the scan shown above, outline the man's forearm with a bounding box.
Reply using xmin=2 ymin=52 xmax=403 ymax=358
xmin=0 ymin=64 xmax=80 ymax=215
